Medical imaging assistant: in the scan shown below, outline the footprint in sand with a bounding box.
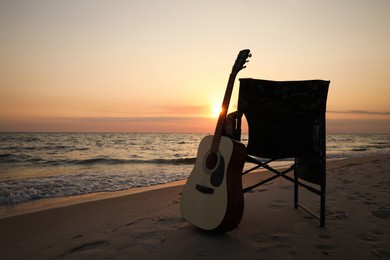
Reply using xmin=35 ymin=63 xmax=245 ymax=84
xmin=342 ymin=179 xmax=354 ymax=184
xmin=153 ymin=216 xmax=185 ymax=228
xmin=326 ymin=211 xmax=346 ymax=220
xmin=372 ymin=248 xmax=390 ymax=259
xmin=372 ymin=207 xmax=390 ymax=220
xmin=347 ymin=191 xmax=371 ymax=201
xmin=363 ymin=200 xmax=377 ymax=205
xmin=248 ymin=188 xmax=267 ymax=193
xmin=61 ymin=240 xmax=110 ymax=257
xmin=315 ymin=243 xmax=337 ymax=256
xmin=269 ymin=200 xmax=286 ymax=210
xmin=359 ymin=232 xmax=381 ymax=242
xmin=278 ymin=183 xmax=293 ymax=190
xmin=358 ymin=229 xmax=387 ymax=247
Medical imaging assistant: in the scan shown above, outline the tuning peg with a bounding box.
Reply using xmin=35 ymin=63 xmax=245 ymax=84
xmin=248 ymin=53 xmax=252 ymax=58
xmin=242 ymin=65 xmax=247 ymax=69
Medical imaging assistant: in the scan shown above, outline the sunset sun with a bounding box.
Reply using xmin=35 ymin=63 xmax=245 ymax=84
xmin=211 ymin=103 xmax=222 ymax=118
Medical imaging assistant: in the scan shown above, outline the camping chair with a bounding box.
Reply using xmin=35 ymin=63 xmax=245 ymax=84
xmin=225 ymin=78 xmax=330 ymax=226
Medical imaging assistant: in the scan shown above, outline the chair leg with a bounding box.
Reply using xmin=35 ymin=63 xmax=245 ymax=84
xmin=294 ymin=175 xmax=298 ymax=209
xmin=320 ymin=184 xmax=326 ymax=227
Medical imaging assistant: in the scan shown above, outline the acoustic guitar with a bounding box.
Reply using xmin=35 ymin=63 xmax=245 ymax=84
xmin=180 ymin=49 xmax=251 ymax=232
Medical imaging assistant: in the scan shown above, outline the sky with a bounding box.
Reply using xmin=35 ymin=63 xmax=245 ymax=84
xmin=0 ymin=0 xmax=389 ymax=133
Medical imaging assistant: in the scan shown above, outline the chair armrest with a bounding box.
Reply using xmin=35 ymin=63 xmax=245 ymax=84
xmin=224 ymin=111 xmax=242 ymax=141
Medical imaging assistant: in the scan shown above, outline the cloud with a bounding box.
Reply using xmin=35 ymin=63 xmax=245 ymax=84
xmin=159 ymin=105 xmax=210 ymax=115
xmin=68 ymin=116 xmax=211 ymax=123
xmin=328 ymin=110 xmax=390 ymax=115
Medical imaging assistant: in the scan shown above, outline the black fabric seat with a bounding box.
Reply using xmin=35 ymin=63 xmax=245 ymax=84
xmin=225 ymin=78 xmax=330 ymax=226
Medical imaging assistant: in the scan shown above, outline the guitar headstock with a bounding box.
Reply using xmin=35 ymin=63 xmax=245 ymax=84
xmin=232 ymin=49 xmax=251 ymax=74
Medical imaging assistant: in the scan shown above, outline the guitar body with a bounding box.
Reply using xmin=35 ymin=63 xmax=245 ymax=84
xmin=180 ymin=135 xmax=246 ymax=232
xmin=180 ymin=49 xmax=251 ymax=232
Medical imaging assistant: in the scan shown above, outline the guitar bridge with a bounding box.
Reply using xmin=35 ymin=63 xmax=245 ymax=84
xmin=196 ymin=184 xmax=214 ymax=194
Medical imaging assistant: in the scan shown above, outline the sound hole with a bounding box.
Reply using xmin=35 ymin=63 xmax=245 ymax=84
xmin=205 ymin=151 xmax=218 ymax=171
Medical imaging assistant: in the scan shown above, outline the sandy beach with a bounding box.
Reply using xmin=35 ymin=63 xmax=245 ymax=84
xmin=0 ymin=154 xmax=389 ymax=259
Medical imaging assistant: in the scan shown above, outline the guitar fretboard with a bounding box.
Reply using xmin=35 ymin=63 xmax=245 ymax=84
xmin=210 ymin=72 xmax=237 ymax=153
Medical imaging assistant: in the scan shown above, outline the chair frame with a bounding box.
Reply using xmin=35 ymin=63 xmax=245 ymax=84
xmin=225 ymin=80 xmax=328 ymax=227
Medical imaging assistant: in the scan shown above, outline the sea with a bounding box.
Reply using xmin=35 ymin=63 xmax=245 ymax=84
xmin=0 ymin=133 xmax=389 ymax=205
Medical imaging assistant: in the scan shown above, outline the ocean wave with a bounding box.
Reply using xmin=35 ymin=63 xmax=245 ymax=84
xmin=0 ymin=169 xmax=191 ymax=205
xmin=351 ymin=148 xmax=367 ymax=152
xmin=72 ymin=157 xmax=196 ymax=166
xmin=0 ymin=154 xmax=196 ymax=166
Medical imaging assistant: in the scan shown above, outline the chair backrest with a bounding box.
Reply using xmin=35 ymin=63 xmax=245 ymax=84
xmin=238 ymin=78 xmax=330 ymax=159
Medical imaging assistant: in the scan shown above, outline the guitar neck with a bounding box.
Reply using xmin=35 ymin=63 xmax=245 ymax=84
xmin=210 ymin=72 xmax=238 ymax=152
xmin=208 ymin=49 xmax=251 ymax=153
